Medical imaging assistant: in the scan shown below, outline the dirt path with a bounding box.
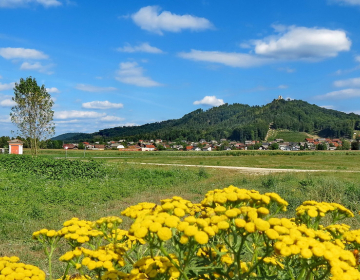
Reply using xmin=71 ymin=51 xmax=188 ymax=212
xmin=137 ymin=162 xmax=358 ymax=175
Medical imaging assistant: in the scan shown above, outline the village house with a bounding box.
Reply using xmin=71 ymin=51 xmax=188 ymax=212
xmin=141 ymin=145 xmax=156 ymax=151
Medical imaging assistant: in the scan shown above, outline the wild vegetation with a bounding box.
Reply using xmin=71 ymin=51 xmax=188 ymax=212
xmin=0 ymin=151 xmax=360 ymax=278
xmin=53 ymin=99 xmax=360 ymax=143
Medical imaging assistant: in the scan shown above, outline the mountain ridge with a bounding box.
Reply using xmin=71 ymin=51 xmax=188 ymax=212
xmin=52 ymin=99 xmax=360 ymax=142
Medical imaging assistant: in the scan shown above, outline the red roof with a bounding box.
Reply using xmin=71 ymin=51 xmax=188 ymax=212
xmin=146 ymin=145 xmax=155 ymax=148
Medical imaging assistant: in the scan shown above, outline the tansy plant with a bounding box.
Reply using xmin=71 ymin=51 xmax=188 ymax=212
xmin=2 ymin=185 xmax=360 ymax=280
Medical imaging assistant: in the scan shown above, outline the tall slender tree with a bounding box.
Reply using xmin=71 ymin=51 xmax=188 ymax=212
xmin=10 ymin=77 xmax=55 ymax=156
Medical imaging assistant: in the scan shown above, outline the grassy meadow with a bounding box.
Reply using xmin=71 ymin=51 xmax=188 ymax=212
xmin=1 ymin=149 xmax=360 ymax=276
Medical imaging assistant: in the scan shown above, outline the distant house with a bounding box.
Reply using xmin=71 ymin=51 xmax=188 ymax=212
xmin=141 ymin=145 xmax=156 ymax=151
xmin=8 ymin=139 xmax=24 ymax=154
xmin=63 ymin=144 xmax=76 ymax=149
xmin=117 ymin=145 xmax=125 ymax=149
xmin=186 ymin=146 xmax=193 ymax=151
xmin=93 ymin=145 xmax=105 ymax=150
xmin=121 ymin=145 xmax=141 ymax=151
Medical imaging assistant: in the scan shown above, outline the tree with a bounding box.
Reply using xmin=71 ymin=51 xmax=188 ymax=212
xmin=10 ymin=77 xmax=55 ymax=156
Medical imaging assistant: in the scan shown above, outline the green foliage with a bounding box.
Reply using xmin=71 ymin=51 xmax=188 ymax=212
xmin=53 ymin=99 xmax=360 ymax=143
xmin=0 ymin=155 xmax=106 ymax=180
xmin=10 ymin=77 xmax=55 ymax=156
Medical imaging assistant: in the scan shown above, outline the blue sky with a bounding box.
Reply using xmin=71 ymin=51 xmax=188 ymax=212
xmin=1 ymin=0 xmax=360 ymax=137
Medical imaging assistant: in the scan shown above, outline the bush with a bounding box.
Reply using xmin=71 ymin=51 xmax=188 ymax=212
xmin=0 ymin=155 xmax=106 ymax=180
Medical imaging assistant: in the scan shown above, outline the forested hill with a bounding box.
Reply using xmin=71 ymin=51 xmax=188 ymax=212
xmin=54 ymin=99 xmax=360 ymax=143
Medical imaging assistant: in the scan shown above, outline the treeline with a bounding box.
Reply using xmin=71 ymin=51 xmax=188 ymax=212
xmin=54 ymin=99 xmax=360 ymax=143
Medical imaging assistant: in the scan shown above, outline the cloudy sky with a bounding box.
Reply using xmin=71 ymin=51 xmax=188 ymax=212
xmin=1 ymin=0 xmax=360 ymax=137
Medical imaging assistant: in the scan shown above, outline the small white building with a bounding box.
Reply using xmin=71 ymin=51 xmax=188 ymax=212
xmin=8 ymin=139 xmax=24 ymax=154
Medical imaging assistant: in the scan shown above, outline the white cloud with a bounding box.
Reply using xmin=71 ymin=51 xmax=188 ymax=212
xmin=75 ymin=84 xmax=117 ymax=92
xmin=0 ymin=115 xmax=11 ymax=123
xmin=278 ymin=67 xmax=296 ymax=73
xmin=82 ymin=101 xmax=124 ymax=109
xmin=178 ymin=49 xmax=271 ymax=68
xmin=0 ymin=0 xmax=62 ymax=8
xmin=334 ymin=77 xmax=360 ymax=87
xmin=116 ymin=62 xmax=162 ymax=87
xmin=20 ymin=62 xmax=54 ymax=74
xmin=0 ymin=82 xmax=15 ymax=91
xmin=54 ymin=110 xmax=106 ymax=119
xmin=331 ymin=0 xmax=360 ymax=5
xmin=0 ymin=47 xmax=48 ymax=59
xmin=46 ymin=87 xmax=60 ymax=93
xmin=278 ymin=85 xmax=288 ymax=89
xmin=117 ymin=42 xmax=163 ymax=54
xmin=131 ymin=6 xmax=213 ymax=35
xmin=193 ymin=96 xmax=225 ymax=106
xmin=356 ymin=56 xmax=360 ymax=63
xmin=315 ymin=88 xmax=360 ymax=100
xmin=0 ymin=98 xmax=16 ymax=107
xmin=100 ymin=116 xmax=125 ymax=122
xmin=320 ymin=105 xmax=335 ymax=109
xmin=254 ymin=26 xmax=351 ymax=60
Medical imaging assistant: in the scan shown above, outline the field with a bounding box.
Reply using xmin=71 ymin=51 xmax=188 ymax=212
xmin=1 ymin=149 xmax=360 ymax=277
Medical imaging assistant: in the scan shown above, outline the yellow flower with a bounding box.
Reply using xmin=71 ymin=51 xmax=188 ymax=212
xmin=312 ymin=246 xmax=325 ymax=257
xmin=218 ymin=221 xmax=230 ymax=230
xmin=280 ymin=246 xmax=292 ymax=257
xmin=203 ymin=226 xmax=215 ymax=237
xmin=177 ymin=222 xmax=189 ymax=232
xmin=268 ymin=218 xmax=281 ymax=226
xmin=257 ymin=207 xmax=269 ymax=215
xmin=254 ymin=219 xmax=270 ymax=231
xmin=307 ymin=208 xmax=318 ymax=218
xmin=157 ymin=227 xmax=172 ymax=241
xmin=235 ymin=219 xmax=246 ymax=228
xmin=184 ymin=225 xmax=198 ymax=237
xmin=164 ymin=216 xmax=180 ymax=228
xmin=300 ymin=248 xmax=313 ymax=259
xmin=265 ymin=229 xmax=279 ymax=240
xmin=245 ymin=222 xmax=256 ymax=233
xmin=225 ymin=209 xmax=238 ymax=218
xmin=174 ymin=208 xmax=185 ymax=217
xmin=134 ymin=227 xmax=148 ymax=239
xmin=180 ymin=235 xmax=189 ymax=244
xmin=194 ymin=231 xmax=209 ymax=244
xmin=214 ymin=206 xmax=227 ymax=214
xmin=161 ymin=202 xmax=174 ymax=211
xmin=290 ymin=244 xmax=300 ymax=255
xmin=149 ymin=222 xmax=162 ymax=232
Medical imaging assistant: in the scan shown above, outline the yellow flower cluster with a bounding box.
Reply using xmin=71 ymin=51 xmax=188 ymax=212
xmin=262 ymin=256 xmax=284 ymax=269
xmin=58 ymin=274 xmax=91 ymax=280
xmin=273 ymin=223 xmax=360 ymax=279
xmin=94 ymin=216 xmax=123 ymax=229
xmin=0 ymin=257 xmax=45 ymax=280
xmin=296 ymin=201 xmax=354 ymax=218
xmin=78 ymin=247 xmax=125 ymax=271
xmin=201 ymin=185 xmax=288 ymax=210
xmin=28 ymin=185 xmax=360 ymax=280
xmin=32 ymin=228 xmax=60 ymax=239
xmin=59 ymin=218 xmax=103 ymax=244
xmin=131 ymin=255 xmax=180 ymax=279
xmin=160 ymin=196 xmax=203 ymax=217
xmin=121 ymin=202 xmax=158 ymax=219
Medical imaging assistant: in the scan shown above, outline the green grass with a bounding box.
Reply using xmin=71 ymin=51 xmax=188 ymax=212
xmin=267 ymin=130 xmax=312 ymax=142
xmin=1 ymin=151 xmax=360 ymax=276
